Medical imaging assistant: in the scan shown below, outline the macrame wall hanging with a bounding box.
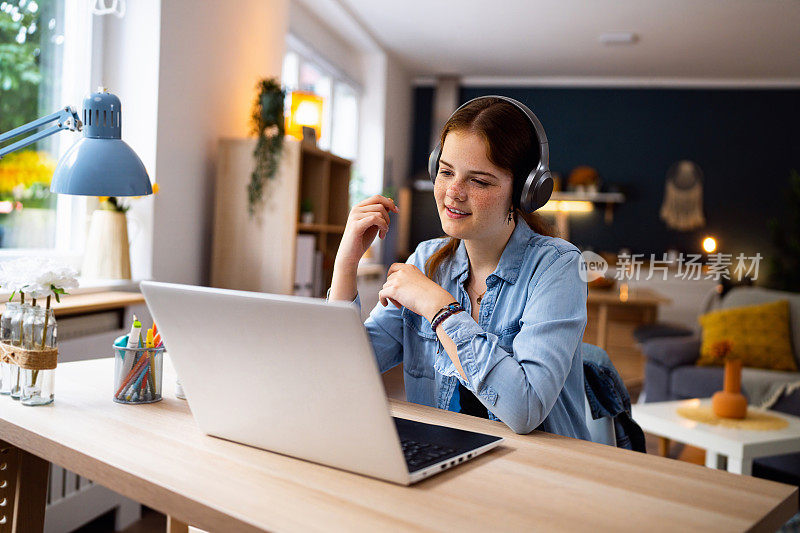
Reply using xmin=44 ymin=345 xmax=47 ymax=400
xmin=660 ymin=160 xmax=706 ymax=231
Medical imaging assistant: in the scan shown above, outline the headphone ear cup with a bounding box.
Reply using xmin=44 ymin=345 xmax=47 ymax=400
xmin=534 ymin=173 xmax=554 ymax=211
xmin=428 ymin=144 xmax=442 ymax=184
xmin=521 ymin=171 xmax=554 ymax=213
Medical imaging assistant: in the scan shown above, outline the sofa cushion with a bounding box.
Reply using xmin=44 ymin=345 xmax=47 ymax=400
xmin=633 ymin=323 xmax=694 ymax=344
xmin=670 ymin=366 xmax=725 ymax=399
xmin=721 ymin=287 xmax=800 ymax=367
xmin=697 ymin=300 xmax=797 ymax=371
xmin=641 ymin=336 xmax=702 ymax=369
xmin=753 ymin=453 xmax=800 ymax=488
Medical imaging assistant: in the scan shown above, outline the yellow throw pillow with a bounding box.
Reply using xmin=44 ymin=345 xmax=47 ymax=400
xmin=697 ymin=300 xmax=797 ymax=371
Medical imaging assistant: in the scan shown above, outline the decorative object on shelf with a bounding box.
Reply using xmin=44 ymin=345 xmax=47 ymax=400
xmin=248 ymin=78 xmax=285 ymax=216
xmin=567 ymin=166 xmax=600 ymax=193
xmin=0 ymin=258 xmax=78 ymax=406
xmin=285 ymin=91 xmax=324 ymax=142
xmin=0 ymin=88 xmax=152 ymax=197
xmin=767 ymin=169 xmax=800 ymax=292
xmin=301 ymin=126 xmax=317 ymax=146
xmin=660 ymin=160 xmax=705 ymax=231
xmin=300 ymin=198 xmax=315 ymax=224
xmin=709 ymin=340 xmax=748 ymax=419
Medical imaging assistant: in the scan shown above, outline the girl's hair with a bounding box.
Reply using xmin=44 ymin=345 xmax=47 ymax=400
xmin=425 ymin=97 xmax=555 ymax=281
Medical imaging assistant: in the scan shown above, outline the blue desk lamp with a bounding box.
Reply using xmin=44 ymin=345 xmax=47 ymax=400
xmin=0 ymin=89 xmax=152 ymax=196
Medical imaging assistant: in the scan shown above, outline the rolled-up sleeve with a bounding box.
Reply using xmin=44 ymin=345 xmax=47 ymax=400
xmin=436 ymin=250 xmax=587 ymax=434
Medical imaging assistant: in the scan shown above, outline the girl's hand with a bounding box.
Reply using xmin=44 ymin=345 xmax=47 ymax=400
xmin=378 ymin=263 xmax=455 ymax=322
xmin=335 ymin=195 xmax=398 ymax=269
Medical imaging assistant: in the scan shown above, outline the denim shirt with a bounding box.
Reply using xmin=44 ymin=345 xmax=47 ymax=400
xmin=352 ymin=221 xmax=591 ymax=439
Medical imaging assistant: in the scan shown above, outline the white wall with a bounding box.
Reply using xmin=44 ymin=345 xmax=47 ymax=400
xmin=102 ymin=0 xmax=409 ymax=283
xmin=288 ymin=1 xmax=363 ymax=86
xmin=383 ymin=52 xmax=412 ymax=189
xmin=152 ymin=0 xmax=289 ymax=284
xmin=100 ymin=0 xmax=161 ymax=281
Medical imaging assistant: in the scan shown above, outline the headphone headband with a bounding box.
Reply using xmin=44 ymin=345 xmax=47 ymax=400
xmin=428 ymin=95 xmax=553 ymax=213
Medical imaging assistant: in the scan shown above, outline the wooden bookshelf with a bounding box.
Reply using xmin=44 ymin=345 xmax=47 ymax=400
xmin=210 ymin=138 xmax=352 ymax=297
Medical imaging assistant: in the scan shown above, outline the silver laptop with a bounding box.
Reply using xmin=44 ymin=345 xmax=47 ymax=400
xmin=140 ymin=281 xmax=503 ymax=485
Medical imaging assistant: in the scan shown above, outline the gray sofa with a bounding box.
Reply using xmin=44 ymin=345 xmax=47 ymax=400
xmin=641 ymin=286 xmax=800 ymax=486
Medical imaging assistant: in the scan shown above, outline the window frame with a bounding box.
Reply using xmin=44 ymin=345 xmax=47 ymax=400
xmin=283 ymin=33 xmax=362 ymax=162
xmin=0 ymin=0 xmax=100 ymax=269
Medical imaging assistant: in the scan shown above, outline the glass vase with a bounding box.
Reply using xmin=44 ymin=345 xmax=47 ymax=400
xmin=9 ymin=303 xmax=31 ymax=399
xmin=0 ymin=302 xmax=21 ymax=395
xmin=20 ymin=306 xmax=57 ymax=406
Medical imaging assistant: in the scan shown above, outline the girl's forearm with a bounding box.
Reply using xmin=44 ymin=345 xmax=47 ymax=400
xmin=436 ymin=327 xmax=467 ymax=381
xmin=328 ymin=260 xmax=359 ymax=302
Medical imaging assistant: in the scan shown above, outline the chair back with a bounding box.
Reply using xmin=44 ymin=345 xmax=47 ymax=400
xmin=582 ymin=343 xmax=617 ymax=446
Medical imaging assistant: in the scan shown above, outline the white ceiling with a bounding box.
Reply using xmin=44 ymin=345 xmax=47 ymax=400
xmin=337 ymin=0 xmax=800 ymax=85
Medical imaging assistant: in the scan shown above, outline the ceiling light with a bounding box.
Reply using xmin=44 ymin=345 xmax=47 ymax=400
xmin=599 ymin=32 xmax=639 ymax=46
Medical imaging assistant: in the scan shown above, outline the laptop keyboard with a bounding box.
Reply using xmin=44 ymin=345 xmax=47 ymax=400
xmin=401 ymin=439 xmax=457 ymax=469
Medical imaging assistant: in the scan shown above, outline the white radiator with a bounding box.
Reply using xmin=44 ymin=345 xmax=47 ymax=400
xmin=42 ymin=301 xmax=151 ymax=532
xmin=45 ymin=465 xmax=140 ymax=533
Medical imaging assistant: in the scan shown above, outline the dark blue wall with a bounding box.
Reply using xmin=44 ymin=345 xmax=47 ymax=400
xmin=409 ymin=86 xmax=800 ymax=259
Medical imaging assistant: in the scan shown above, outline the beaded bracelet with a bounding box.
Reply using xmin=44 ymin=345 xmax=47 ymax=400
xmin=431 ymin=302 xmax=465 ymax=332
xmin=430 ymin=301 xmax=459 ymax=325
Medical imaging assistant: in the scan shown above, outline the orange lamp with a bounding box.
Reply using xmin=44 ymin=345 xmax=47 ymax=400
xmin=285 ymin=91 xmax=324 ymax=141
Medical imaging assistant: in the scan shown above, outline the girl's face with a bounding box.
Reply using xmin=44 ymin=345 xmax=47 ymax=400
xmin=434 ymin=130 xmax=514 ymax=242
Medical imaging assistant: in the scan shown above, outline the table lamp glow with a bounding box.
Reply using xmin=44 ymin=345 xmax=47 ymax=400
xmin=286 ymin=91 xmax=324 ymax=142
xmin=0 ymin=89 xmax=152 ymax=197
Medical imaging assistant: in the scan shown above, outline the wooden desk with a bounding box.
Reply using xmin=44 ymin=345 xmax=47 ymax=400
xmin=1 ymin=359 xmax=796 ymax=532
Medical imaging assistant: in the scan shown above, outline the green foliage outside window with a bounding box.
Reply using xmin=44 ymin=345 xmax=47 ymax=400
xmin=0 ymin=0 xmax=50 ymax=135
xmin=0 ymin=0 xmax=60 ymax=248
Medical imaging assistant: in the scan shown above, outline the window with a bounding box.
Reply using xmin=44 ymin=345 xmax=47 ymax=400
xmin=282 ymin=35 xmax=360 ymax=161
xmin=0 ymin=0 xmax=94 ymax=262
xmin=0 ymin=0 xmax=64 ymax=249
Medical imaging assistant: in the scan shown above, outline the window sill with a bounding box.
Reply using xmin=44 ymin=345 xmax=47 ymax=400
xmin=0 ymin=278 xmax=140 ymax=301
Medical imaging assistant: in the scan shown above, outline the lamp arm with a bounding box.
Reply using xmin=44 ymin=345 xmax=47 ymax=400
xmin=0 ymin=106 xmax=82 ymax=159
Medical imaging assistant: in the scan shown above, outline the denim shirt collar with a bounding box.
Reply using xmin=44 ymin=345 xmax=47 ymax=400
xmin=449 ymin=220 xmax=534 ymax=285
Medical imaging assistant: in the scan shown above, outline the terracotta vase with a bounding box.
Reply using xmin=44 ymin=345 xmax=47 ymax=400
xmin=81 ymin=210 xmax=132 ymax=279
xmin=711 ymin=358 xmax=748 ymax=419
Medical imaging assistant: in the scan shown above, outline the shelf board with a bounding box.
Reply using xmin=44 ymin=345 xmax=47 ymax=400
xmin=300 ymin=142 xmax=351 ymax=166
xmin=550 ymin=191 xmax=625 ymax=203
xmin=297 ymin=223 xmax=346 ymax=234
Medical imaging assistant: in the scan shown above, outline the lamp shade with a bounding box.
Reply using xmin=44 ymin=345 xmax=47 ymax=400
xmin=285 ymin=91 xmax=324 ymax=141
xmin=50 ymin=91 xmax=152 ymax=196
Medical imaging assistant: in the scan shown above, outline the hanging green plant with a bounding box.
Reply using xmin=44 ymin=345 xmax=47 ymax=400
xmin=248 ymin=78 xmax=286 ymax=215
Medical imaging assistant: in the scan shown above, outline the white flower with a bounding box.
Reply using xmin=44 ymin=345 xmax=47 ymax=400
xmin=0 ymin=258 xmax=40 ymax=294
xmin=0 ymin=258 xmax=78 ymax=299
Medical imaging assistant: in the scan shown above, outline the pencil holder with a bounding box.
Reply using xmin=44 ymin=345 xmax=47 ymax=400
xmin=113 ymin=344 xmax=164 ymax=404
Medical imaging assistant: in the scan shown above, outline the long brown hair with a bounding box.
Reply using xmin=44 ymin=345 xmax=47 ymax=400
xmin=425 ymin=97 xmax=555 ymax=281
